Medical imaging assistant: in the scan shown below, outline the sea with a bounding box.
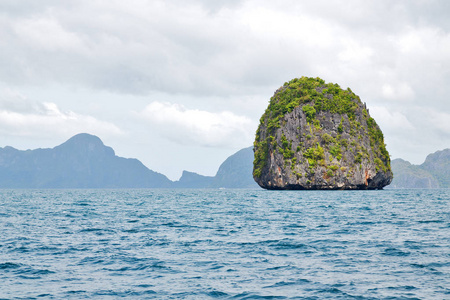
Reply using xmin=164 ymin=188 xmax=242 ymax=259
xmin=0 ymin=189 xmax=449 ymax=299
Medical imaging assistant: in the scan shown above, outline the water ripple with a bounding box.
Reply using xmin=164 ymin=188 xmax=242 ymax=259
xmin=0 ymin=188 xmax=448 ymax=299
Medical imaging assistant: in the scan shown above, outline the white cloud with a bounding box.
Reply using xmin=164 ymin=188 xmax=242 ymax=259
xmin=338 ymin=39 xmax=374 ymax=63
xmin=139 ymin=101 xmax=255 ymax=147
xmin=370 ymin=106 xmax=414 ymax=131
xmin=0 ymin=89 xmax=123 ymax=139
xmin=381 ymin=82 xmax=415 ymax=101
xmin=13 ymin=17 xmax=86 ymax=53
xmin=423 ymin=108 xmax=450 ymax=136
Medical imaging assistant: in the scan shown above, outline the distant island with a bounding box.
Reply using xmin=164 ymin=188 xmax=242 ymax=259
xmin=388 ymin=149 xmax=450 ymax=189
xmin=0 ymin=134 xmax=171 ymax=188
xmin=0 ymin=133 xmax=257 ymax=189
xmin=0 ymin=133 xmax=447 ymax=189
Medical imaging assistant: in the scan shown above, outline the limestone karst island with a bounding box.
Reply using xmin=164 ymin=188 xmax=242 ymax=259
xmin=253 ymin=76 xmax=393 ymax=190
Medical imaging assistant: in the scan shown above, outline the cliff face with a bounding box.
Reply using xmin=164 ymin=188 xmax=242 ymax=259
xmin=253 ymin=77 xmax=393 ymax=190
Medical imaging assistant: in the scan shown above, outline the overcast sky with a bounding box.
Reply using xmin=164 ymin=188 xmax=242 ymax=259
xmin=0 ymin=0 xmax=449 ymax=180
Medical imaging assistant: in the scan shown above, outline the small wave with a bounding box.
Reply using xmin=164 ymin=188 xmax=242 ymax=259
xmin=79 ymin=228 xmax=115 ymax=236
xmin=347 ymin=221 xmax=376 ymax=226
xmin=272 ymin=240 xmax=309 ymax=250
xmin=332 ymin=228 xmax=356 ymax=234
xmin=284 ymin=223 xmax=306 ymax=228
xmin=316 ymin=224 xmax=330 ymax=228
xmin=231 ymin=292 xmax=287 ymax=299
xmin=65 ymin=290 xmax=87 ymax=295
xmin=418 ymin=219 xmax=443 ymax=224
xmin=265 ymin=265 xmax=290 ymax=271
xmin=17 ymin=268 xmax=55 ymax=275
xmin=206 ymin=290 xmax=229 ymax=298
xmin=387 ymin=285 xmax=418 ymax=291
xmin=0 ymin=262 xmax=21 ymax=270
xmin=122 ymin=228 xmax=140 ymax=233
xmin=36 ymin=293 xmax=53 ymax=298
xmin=404 ymin=241 xmax=423 ymax=250
xmin=382 ymin=247 xmax=411 ymax=257
xmin=410 ymin=263 xmax=428 ymax=269
xmin=92 ymin=289 xmax=157 ymax=297
xmin=315 ymin=287 xmax=355 ymax=298
xmin=263 ymin=278 xmax=310 ymax=288
xmin=78 ymin=256 xmax=106 ymax=265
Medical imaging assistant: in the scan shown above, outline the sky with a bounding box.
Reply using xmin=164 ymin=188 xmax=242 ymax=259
xmin=0 ymin=0 xmax=449 ymax=180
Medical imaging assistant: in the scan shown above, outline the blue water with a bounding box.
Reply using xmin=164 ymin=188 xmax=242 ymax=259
xmin=0 ymin=189 xmax=449 ymax=299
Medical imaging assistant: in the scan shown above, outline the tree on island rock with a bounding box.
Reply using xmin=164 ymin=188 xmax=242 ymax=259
xmin=253 ymin=76 xmax=393 ymax=190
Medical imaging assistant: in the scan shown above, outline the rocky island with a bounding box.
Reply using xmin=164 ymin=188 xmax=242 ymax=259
xmin=253 ymin=77 xmax=393 ymax=190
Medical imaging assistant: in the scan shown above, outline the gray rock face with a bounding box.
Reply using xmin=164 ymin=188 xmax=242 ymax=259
xmin=253 ymin=77 xmax=393 ymax=190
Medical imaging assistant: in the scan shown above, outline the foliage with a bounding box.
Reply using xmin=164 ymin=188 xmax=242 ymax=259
xmin=354 ymin=152 xmax=363 ymax=164
xmin=322 ymin=133 xmax=335 ymax=144
xmin=329 ymin=144 xmax=342 ymax=160
xmin=329 ymin=165 xmax=339 ymax=171
xmin=302 ymin=105 xmax=316 ymax=123
xmin=278 ymin=134 xmax=294 ymax=160
xmin=253 ymin=140 xmax=268 ymax=178
xmin=338 ymin=118 xmax=344 ymax=133
xmin=303 ymin=143 xmax=325 ymax=168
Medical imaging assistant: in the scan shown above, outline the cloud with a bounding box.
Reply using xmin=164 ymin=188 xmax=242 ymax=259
xmin=370 ymin=106 xmax=414 ymax=132
xmin=416 ymin=107 xmax=450 ymax=138
xmin=0 ymin=89 xmax=123 ymax=138
xmin=0 ymin=0 xmax=447 ymax=104
xmin=0 ymin=0 xmax=449 ymax=174
xmin=139 ymin=101 xmax=255 ymax=147
xmin=381 ymin=83 xmax=415 ymax=101
xmin=13 ymin=17 xmax=86 ymax=52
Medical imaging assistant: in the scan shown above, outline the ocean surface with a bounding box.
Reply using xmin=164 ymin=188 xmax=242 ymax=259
xmin=0 ymin=189 xmax=449 ymax=299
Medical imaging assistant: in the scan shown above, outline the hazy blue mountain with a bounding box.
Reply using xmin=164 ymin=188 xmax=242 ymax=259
xmin=0 ymin=133 xmax=172 ymax=188
xmin=174 ymin=147 xmax=260 ymax=188
xmin=420 ymin=149 xmax=450 ymax=188
xmin=388 ymin=159 xmax=439 ymax=189
xmin=388 ymin=149 xmax=449 ymax=189
xmin=174 ymin=171 xmax=214 ymax=188
xmin=212 ymin=146 xmax=258 ymax=188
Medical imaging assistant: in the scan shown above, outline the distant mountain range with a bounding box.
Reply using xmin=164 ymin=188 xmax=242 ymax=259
xmin=0 ymin=133 xmax=258 ymax=189
xmin=0 ymin=134 xmax=171 ymax=188
xmin=0 ymin=133 xmax=447 ymax=189
xmin=388 ymin=149 xmax=450 ymax=189
xmin=174 ymin=147 xmax=258 ymax=188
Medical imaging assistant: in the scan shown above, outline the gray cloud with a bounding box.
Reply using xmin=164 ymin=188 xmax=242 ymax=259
xmin=0 ymin=0 xmax=448 ymax=176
